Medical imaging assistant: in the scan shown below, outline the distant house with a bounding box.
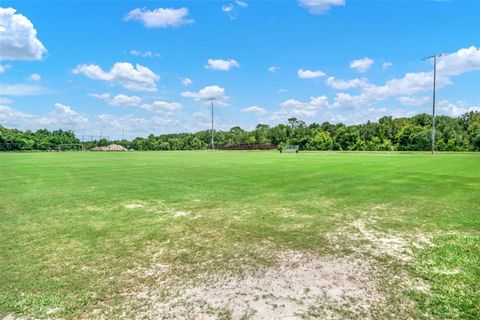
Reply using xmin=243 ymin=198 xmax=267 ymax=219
xmin=90 ymin=144 xmax=128 ymax=151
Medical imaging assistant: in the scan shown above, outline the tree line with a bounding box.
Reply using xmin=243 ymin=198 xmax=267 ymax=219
xmin=1 ymin=112 xmax=479 ymax=152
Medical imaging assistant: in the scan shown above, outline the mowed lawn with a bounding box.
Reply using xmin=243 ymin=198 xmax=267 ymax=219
xmin=1 ymin=151 xmax=479 ymax=319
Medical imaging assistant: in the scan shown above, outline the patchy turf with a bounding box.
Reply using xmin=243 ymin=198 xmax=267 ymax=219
xmin=0 ymin=151 xmax=479 ymax=319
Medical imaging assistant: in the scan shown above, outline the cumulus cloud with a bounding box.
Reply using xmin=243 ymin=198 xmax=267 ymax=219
xmin=0 ymin=103 xmax=180 ymax=137
xmin=124 ymin=7 xmax=193 ymax=28
xmin=90 ymin=93 xmax=142 ymax=107
xmin=268 ymin=66 xmax=280 ymax=73
xmin=206 ymin=59 xmax=240 ymax=71
xmin=73 ymin=62 xmax=160 ymax=92
xmin=0 ymin=64 xmax=11 ymax=73
xmin=350 ymin=57 xmax=374 ymax=73
xmin=437 ymin=100 xmax=480 ymax=117
xmin=326 ymin=47 xmax=480 ymax=109
xmin=298 ymin=0 xmax=345 ymax=14
xmin=181 ymin=77 xmax=193 ymax=86
xmin=0 ymin=97 xmax=12 ymax=104
xmin=436 ymin=46 xmax=480 ymax=76
xmin=242 ymin=106 xmax=266 ymax=114
xmin=141 ymin=100 xmax=183 ymax=112
xmin=0 ymin=7 xmax=47 ymax=60
xmin=297 ymin=69 xmax=326 ymax=79
xmin=129 ymin=49 xmax=159 ymax=58
xmin=325 ymin=76 xmax=369 ymax=90
xmin=272 ymin=95 xmax=330 ymax=120
xmin=0 ymin=102 xmax=88 ymax=130
xmin=181 ymin=85 xmax=228 ymax=104
xmin=28 ymin=73 xmax=41 ymax=81
xmin=397 ymin=96 xmax=430 ymax=106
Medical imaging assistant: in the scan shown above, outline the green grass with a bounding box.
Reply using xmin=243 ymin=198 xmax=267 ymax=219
xmin=0 ymin=151 xmax=479 ymax=319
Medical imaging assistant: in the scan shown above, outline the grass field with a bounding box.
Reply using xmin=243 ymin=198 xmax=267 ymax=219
xmin=1 ymin=151 xmax=479 ymax=319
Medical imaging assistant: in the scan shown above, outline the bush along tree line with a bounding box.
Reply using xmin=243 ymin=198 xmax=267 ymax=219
xmin=1 ymin=111 xmax=479 ymax=152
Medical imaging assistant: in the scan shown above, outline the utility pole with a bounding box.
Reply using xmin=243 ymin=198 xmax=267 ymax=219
xmin=423 ymin=54 xmax=443 ymax=154
xmin=208 ymin=98 xmax=216 ymax=151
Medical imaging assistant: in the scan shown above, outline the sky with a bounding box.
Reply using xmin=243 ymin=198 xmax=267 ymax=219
xmin=0 ymin=0 xmax=479 ymax=139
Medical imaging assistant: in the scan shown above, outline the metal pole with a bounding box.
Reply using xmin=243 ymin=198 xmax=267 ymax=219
xmin=432 ymin=56 xmax=436 ymax=154
xmin=211 ymin=99 xmax=214 ymax=151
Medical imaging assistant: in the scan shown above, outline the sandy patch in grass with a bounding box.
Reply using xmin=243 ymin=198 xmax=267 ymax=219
xmin=124 ymin=203 xmax=145 ymax=209
xmin=173 ymin=211 xmax=189 ymax=218
xmin=121 ymin=200 xmax=195 ymax=219
xmin=129 ymin=251 xmax=386 ymax=319
xmin=351 ymin=220 xmax=413 ymax=261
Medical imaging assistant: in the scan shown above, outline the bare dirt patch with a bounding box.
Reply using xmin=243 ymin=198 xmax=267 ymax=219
xmin=127 ymin=251 xmax=386 ymax=319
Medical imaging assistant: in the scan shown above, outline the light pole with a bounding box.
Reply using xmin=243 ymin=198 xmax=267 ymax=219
xmin=208 ymin=97 xmax=216 ymax=151
xmin=423 ymin=53 xmax=443 ymax=154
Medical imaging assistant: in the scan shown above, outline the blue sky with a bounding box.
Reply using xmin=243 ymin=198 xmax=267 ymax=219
xmin=1 ymin=0 xmax=479 ymax=138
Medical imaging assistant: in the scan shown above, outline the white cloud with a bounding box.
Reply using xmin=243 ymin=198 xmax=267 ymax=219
xmin=437 ymin=100 xmax=480 ymax=117
xmin=436 ymin=46 xmax=480 ymax=76
xmin=129 ymin=49 xmax=159 ymax=58
xmin=397 ymin=96 xmax=430 ymax=106
xmin=0 ymin=64 xmax=11 ymax=73
xmin=236 ymin=1 xmax=248 ymax=8
xmin=382 ymin=62 xmax=392 ymax=70
xmin=89 ymin=93 xmax=111 ymax=100
xmin=0 ymin=7 xmax=47 ymax=60
xmin=141 ymin=100 xmax=183 ymax=112
xmin=278 ymin=88 xmax=288 ymax=93
xmin=330 ymin=92 xmax=372 ymax=108
xmin=242 ymin=106 xmax=266 ymax=114
xmin=54 ymin=102 xmax=78 ymax=116
xmin=268 ymin=66 xmax=280 ymax=73
xmin=0 ymin=97 xmax=12 ymax=104
xmin=298 ymin=0 xmax=345 ymax=14
xmin=181 ymin=77 xmax=193 ymax=86
xmin=206 ymin=59 xmax=240 ymax=71
xmin=0 ymin=103 xmax=181 ymax=137
xmin=323 ymin=47 xmax=480 ymax=109
xmin=325 ymin=76 xmax=369 ymax=90
xmin=222 ymin=1 xmax=248 ymax=20
xmin=272 ymin=95 xmax=330 ymax=120
xmin=73 ymin=62 xmax=160 ymax=92
xmin=350 ymin=57 xmax=374 ymax=73
xmin=90 ymin=93 xmax=142 ymax=107
xmin=124 ymin=7 xmax=193 ymax=28
xmin=297 ymin=68 xmax=326 ymax=79
xmin=2 ymin=102 xmax=89 ymax=129
xmin=182 ymin=85 xmax=228 ymax=104
xmin=28 ymin=73 xmax=41 ymax=81
xmin=110 ymin=94 xmax=142 ymax=107
xmin=222 ymin=4 xmax=234 ymax=13
xmin=0 ymin=83 xmax=49 ymax=96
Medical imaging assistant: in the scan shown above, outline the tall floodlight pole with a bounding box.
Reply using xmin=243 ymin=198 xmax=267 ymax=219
xmin=208 ymin=98 xmax=216 ymax=151
xmin=423 ymin=53 xmax=443 ymax=154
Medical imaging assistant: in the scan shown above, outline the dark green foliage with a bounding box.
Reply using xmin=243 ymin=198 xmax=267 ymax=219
xmin=1 ymin=111 xmax=479 ymax=151
xmin=0 ymin=127 xmax=78 ymax=151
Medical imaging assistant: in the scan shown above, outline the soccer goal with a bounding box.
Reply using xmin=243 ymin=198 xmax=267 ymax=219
xmin=280 ymin=145 xmax=299 ymax=153
xmin=57 ymin=144 xmax=85 ymax=152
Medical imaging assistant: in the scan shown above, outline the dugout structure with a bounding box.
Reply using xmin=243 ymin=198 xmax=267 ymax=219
xmin=57 ymin=144 xmax=85 ymax=152
xmin=218 ymin=143 xmax=277 ymax=150
xmin=280 ymin=145 xmax=299 ymax=153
